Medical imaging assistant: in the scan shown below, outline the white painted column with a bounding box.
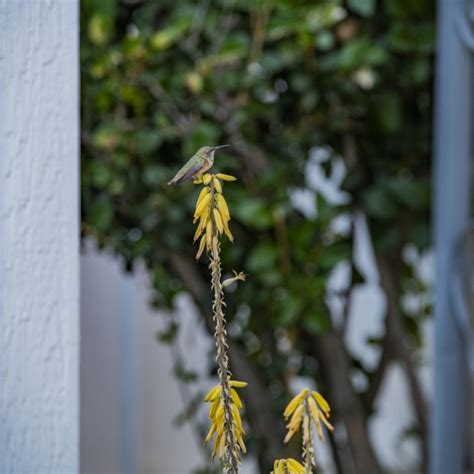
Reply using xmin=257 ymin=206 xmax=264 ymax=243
xmin=0 ymin=1 xmax=79 ymax=473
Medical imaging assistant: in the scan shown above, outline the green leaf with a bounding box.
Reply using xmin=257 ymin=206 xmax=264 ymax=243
xmin=315 ymin=30 xmax=335 ymax=50
xmin=93 ymin=126 xmax=120 ymax=150
xmin=318 ymin=242 xmax=351 ymax=269
xmin=88 ymin=15 xmax=109 ymax=46
xmin=387 ymin=177 xmax=430 ymax=210
xmin=89 ymin=160 xmax=112 ymax=187
xmin=338 ymin=37 xmax=388 ymax=70
xmin=386 ymin=0 xmax=431 ymax=18
xmin=388 ymin=22 xmax=434 ymax=54
xmin=373 ymin=225 xmax=401 ymax=251
xmin=150 ymin=18 xmax=191 ymax=50
xmin=85 ymin=0 xmax=116 ymax=46
xmin=247 ymin=242 xmax=278 ymax=273
xmin=303 ymin=311 xmax=331 ymax=334
xmin=374 ymin=93 xmax=402 ymax=134
xmin=232 ymin=198 xmax=273 ymax=230
xmin=409 ymin=220 xmax=430 ymax=249
xmin=187 ymin=122 xmax=220 ymax=153
xmin=144 ymin=165 xmax=166 ymax=186
xmin=278 ymin=293 xmax=304 ymax=326
xmin=133 ymin=130 xmax=162 ymax=155
xmin=363 ymin=186 xmax=399 ymax=220
xmin=88 ymin=196 xmax=113 ymax=231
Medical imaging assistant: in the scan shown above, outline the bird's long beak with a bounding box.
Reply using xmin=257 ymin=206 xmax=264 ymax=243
xmin=213 ymin=144 xmax=230 ymax=150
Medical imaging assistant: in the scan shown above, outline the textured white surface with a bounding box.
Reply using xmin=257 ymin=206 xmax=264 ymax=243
xmin=0 ymin=1 xmax=79 ymax=472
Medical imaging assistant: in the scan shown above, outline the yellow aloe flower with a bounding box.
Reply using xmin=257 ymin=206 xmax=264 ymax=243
xmin=271 ymin=458 xmax=305 ymax=474
xmin=216 ymin=173 xmax=237 ymax=181
xmin=215 ymin=193 xmax=230 ymax=221
xmin=192 ymin=174 xmax=235 ymax=259
xmin=311 ymin=390 xmax=330 ymax=417
xmin=213 ymin=176 xmax=223 ymax=193
xmin=195 ymin=185 xmax=210 ymax=208
xmin=284 ymin=388 xmax=309 ymax=419
xmin=202 ymin=173 xmax=213 ymax=185
xmin=283 ymin=388 xmax=333 ymax=440
xmin=283 ymin=387 xmax=334 ymax=471
xmin=213 ymin=208 xmax=224 ymax=234
xmin=230 ymin=388 xmax=243 ymax=408
xmin=203 ymin=380 xmax=247 ymax=462
xmin=203 ymin=385 xmax=222 ymax=402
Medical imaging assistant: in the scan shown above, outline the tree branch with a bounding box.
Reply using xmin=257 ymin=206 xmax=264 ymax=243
xmin=306 ymin=329 xmax=382 ymax=474
xmin=364 ymin=334 xmax=393 ymax=410
xmin=375 ymin=254 xmax=428 ymax=468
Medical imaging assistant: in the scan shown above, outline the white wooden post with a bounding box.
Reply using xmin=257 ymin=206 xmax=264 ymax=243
xmin=0 ymin=1 xmax=79 ymax=472
xmin=430 ymin=2 xmax=472 ymax=473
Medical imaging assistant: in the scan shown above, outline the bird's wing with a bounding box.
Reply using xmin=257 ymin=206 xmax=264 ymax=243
xmin=168 ymin=158 xmax=203 ymax=185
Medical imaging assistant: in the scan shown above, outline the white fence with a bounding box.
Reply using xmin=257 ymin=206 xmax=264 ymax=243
xmin=0 ymin=1 xmax=79 ymax=472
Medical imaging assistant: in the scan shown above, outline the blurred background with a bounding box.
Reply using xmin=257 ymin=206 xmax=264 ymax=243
xmin=80 ymin=1 xmax=437 ymax=473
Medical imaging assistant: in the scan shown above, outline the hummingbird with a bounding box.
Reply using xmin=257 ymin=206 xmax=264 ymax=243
xmin=168 ymin=145 xmax=230 ymax=185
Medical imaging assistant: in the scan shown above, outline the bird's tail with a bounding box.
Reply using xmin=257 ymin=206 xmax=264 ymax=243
xmin=169 ymin=169 xmax=193 ymax=185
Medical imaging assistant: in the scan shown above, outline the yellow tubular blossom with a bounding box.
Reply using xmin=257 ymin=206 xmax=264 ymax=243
xmin=311 ymin=391 xmax=330 ymax=417
xmin=213 ymin=177 xmax=223 ymax=193
xmin=213 ymin=208 xmax=224 ymax=234
xmin=230 ymin=388 xmax=243 ymax=409
xmin=282 ymin=387 xmax=334 ymax=472
xmin=271 ymin=459 xmax=305 ymax=474
xmin=193 ymin=219 xmax=205 ymax=242
xmin=204 ymin=385 xmax=222 ymax=402
xmin=206 ymin=221 xmax=213 ymax=249
xmin=216 ymin=193 xmax=230 ymax=221
xmin=196 ymin=235 xmax=207 ymax=260
xmin=287 ymin=458 xmax=306 ymax=473
xmin=194 ymin=196 xmax=212 ymax=224
xmin=288 ymin=404 xmax=305 ymax=430
xmin=216 ymin=173 xmax=237 ymax=181
xmin=196 ymin=186 xmax=210 ymax=209
xmin=284 ymin=388 xmax=308 ymax=419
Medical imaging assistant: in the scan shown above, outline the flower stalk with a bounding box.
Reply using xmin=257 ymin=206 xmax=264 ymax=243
xmin=210 ymin=238 xmax=239 ymax=472
xmin=193 ymin=173 xmax=245 ymax=473
xmin=302 ymin=398 xmax=315 ymax=473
